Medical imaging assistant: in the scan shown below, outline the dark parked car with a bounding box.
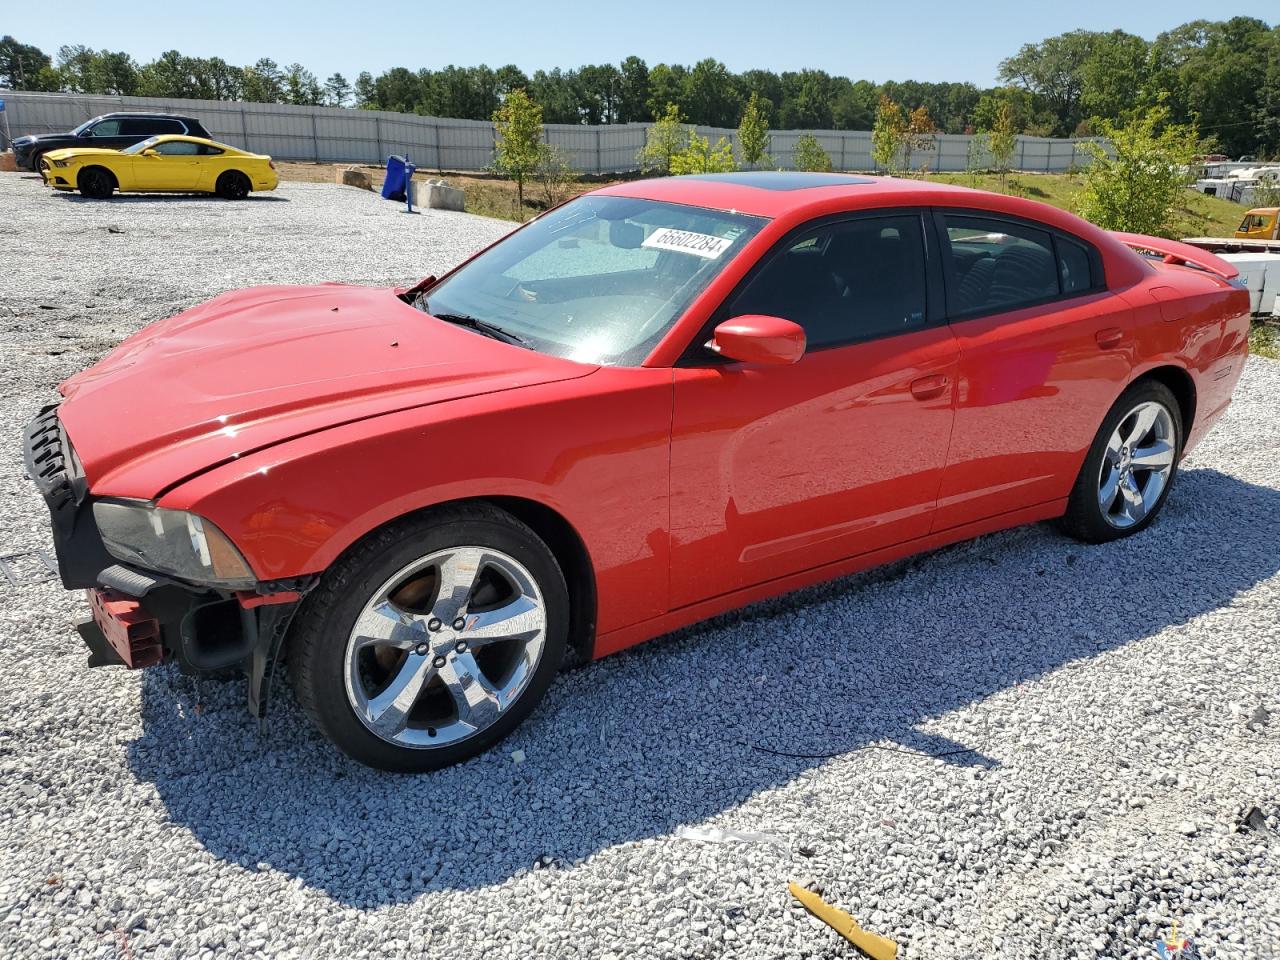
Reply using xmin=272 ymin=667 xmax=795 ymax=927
xmin=13 ymin=113 xmax=212 ymax=172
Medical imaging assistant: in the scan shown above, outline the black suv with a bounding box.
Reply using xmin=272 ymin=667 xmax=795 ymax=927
xmin=13 ymin=113 xmax=212 ymax=172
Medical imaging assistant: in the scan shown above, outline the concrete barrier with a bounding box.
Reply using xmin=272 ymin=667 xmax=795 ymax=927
xmin=337 ymin=165 xmax=373 ymax=190
xmin=410 ymin=178 xmax=465 ymax=211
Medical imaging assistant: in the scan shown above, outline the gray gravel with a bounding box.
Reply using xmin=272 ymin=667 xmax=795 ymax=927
xmin=1 ymin=171 xmax=1278 ymax=959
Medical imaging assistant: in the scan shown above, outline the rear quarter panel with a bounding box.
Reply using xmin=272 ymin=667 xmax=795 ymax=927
xmin=1122 ymin=266 xmax=1251 ymax=455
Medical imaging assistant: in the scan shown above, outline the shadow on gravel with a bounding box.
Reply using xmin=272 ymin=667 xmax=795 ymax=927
xmin=126 ymin=467 xmax=1280 ymax=906
xmin=50 ymin=193 xmax=291 ymax=204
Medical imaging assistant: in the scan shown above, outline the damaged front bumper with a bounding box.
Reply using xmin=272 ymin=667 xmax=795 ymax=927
xmin=23 ymin=404 xmax=311 ymax=717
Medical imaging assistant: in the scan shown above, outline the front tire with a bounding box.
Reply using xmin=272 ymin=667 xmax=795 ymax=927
xmin=1062 ymin=379 xmax=1182 ymax=543
xmin=77 ymin=167 xmax=115 ymax=199
xmin=215 ymin=171 xmax=251 ymax=199
xmin=288 ymin=505 xmax=569 ymax=772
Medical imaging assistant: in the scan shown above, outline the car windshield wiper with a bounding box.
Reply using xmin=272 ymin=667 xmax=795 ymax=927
xmin=430 ymin=311 xmax=529 ymax=347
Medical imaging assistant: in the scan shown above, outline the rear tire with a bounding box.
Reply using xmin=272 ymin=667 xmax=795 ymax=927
xmin=77 ymin=167 xmax=115 ymax=199
xmin=1061 ymin=379 xmax=1182 ymax=544
xmin=215 ymin=171 xmax=251 ymax=200
xmin=288 ymin=505 xmax=569 ymax=772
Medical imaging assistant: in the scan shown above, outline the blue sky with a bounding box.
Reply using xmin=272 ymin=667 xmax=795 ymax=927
xmin=6 ymin=1 xmax=1276 ymax=86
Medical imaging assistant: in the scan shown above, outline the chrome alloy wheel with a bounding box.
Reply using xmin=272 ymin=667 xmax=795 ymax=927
xmin=343 ymin=547 xmax=547 ymax=748
xmin=1097 ymin=400 xmax=1176 ymax=529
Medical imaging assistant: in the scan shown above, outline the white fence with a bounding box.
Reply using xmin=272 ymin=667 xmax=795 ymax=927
xmin=0 ymin=90 xmax=1100 ymax=175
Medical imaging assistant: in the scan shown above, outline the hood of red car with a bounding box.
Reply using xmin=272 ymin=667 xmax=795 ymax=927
xmin=58 ymin=284 xmax=596 ymax=497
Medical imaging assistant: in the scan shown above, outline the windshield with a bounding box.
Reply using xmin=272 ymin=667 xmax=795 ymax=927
xmin=419 ymin=195 xmax=766 ymax=366
xmin=121 ymin=137 xmax=161 ymax=155
xmin=71 ymin=116 xmax=104 ymax=136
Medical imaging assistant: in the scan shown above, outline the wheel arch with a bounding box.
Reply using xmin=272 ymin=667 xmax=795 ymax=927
xmin=1130 ymin=363 xmax=1197 ymax=439
xmin=77 ymin=164 xmax=119 ymax=188
xmin=324 ymin=494 xmax=598 ymax=667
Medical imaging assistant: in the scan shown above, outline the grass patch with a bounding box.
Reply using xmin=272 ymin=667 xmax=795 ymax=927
xmin=1250 ymin=322 xmax=1280 ymax=360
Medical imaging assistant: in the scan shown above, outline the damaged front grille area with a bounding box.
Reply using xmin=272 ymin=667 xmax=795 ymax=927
xmin=23 ymin=404 xmax=87 ymax=529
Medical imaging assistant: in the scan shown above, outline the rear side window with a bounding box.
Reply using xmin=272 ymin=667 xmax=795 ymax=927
xmin=1057 ymin=236 xmax=1093 ymax=294
xmin=154 ymin=140 xmax=201 ymax=156
xmin=728 ymin=215 xmax=928 ymax=349
xmin=199 ymin=144 xmax=225 ymax=155
xmin=942 ymin=215 xmax=1059 ymax=315
xmin=121 ymin=118 xmax=183 ymax=136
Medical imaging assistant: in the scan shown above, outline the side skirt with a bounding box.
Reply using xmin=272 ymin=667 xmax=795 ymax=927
xmin=593 ymin=498 xmax=1067 ymax=659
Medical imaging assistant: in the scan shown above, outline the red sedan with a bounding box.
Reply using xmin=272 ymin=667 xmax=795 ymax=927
xmin=24 ymin=172 xmax=1250 ymax=771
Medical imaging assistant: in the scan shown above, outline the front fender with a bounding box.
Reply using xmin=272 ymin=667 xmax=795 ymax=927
xmin=158 ymin=368 xmax=676 ymax=637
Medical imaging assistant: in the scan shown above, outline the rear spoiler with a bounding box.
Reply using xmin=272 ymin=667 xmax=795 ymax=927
xmin=1111 ymin=232 xmax=1240 ymax=281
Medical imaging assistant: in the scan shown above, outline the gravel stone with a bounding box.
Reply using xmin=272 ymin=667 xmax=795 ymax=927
xmin=1 ymin=172 xmax=1278 ymax=959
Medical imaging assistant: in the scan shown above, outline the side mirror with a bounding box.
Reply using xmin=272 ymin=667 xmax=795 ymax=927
xmin=141 ymin=149 xmax=158 ymax=156
xmin=706 ymin=315 xmax=806 ymax=366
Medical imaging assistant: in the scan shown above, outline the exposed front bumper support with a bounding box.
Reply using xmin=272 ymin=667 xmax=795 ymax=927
xmin=24 ymin=404 xmax=315 ymax=718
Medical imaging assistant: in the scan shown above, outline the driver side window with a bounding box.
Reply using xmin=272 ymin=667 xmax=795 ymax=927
xmin=727 ymin=215 xmax=929 ymax=350
xmin=89 ymin=120 xmax=121 ymax=137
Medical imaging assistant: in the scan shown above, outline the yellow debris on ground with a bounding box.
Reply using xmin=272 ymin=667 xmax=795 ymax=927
xmin=788 ymin=881 xmax=898 ymax=960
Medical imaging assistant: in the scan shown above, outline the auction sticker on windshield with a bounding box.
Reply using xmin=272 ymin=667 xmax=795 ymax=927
xmin=641 ymin=227 xmax=734 ymax=259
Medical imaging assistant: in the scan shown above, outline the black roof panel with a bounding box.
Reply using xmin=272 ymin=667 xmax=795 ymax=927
xmin=680 ymin=172 xmax=875 ymax=191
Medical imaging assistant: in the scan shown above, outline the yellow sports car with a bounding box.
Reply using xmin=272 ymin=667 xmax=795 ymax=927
xmin=41 ymin=135 xmax=278 ymax=200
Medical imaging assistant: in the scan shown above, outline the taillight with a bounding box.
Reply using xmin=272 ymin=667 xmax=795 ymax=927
xmin=268 ymin=160 xmax=276 ymax=170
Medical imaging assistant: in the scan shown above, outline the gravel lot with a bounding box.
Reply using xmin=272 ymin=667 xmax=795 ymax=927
xmin=1 ymin=171 xmax=1277 ymax=960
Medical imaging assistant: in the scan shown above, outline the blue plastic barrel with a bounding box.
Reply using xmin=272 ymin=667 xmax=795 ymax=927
xmin=381 ymin=155 xmax=408 ymax=201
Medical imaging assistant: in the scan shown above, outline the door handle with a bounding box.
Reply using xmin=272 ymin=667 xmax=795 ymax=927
xmin=910 ymin=374 xmax=949 ymax=401
xmin=1095 ymin=327 xmax=1124 ymax=349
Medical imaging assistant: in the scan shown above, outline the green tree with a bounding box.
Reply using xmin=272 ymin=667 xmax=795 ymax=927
xmin=54 ymin=44 xmax=94 ymax=92
xmin=190 ymin=56 xmax=241 ymax=99
xmin=792 ymin=133 xmax=832 ymax=172
xmin=871 ymin=95 xmax=907 ymax=173
xmin=999 ymin=29 xmax=1101 ymax=135
xmin=638 ymin=102 xmax=688 ymax=174
xmin=1150 ymin=18 xmax=1275 ymax=157
xmin=528 ymin=68 xmax=580 ymax=124
xmin=778 ymin=69 xmax=836 ymax=129
xmin=0 ymin=36 xmax=54 ymax=90
xmin=492 ymin=88 xmax=544 ymax=218
xmin=618 ymin=56 xmax=650 ymax=122
xmin=241 ymin=57 xmax=285 ymax=103
xmin=737 ymin=91 xmax=771 ymax=169
xmin=535 ymin=144 xmax=578 ymax=207
xmin=1080 ymin=30 xmax=1153 ymax=121
xmin=324 ymin=72 xmax=351 ymax=107
xmin=683 ymin=58 xmax=741 ymax=127
xmin=670 ymin=130 xmax=736 ymax=174
xmin=284 ymin=63 xmax=323 ymax=105
xmin=645 ymin=63 xmax=688 ymax=119
xmin=577 ymin=63 xmax=622 ymax=123
xmin=903 ymin=104 xmax=936 ymax=173
xmin=90 ymin=50 xmax=141 ymax=95
xmin=832 ymin=79 xmax=877 ymax=130
xmin=494 ymin=64 xmax=531 ymax=99
xmin=1076 ymin=103 xmax=1201 ymax=237
xmin=989 ymin=99 xmax=1018 ymax=190
xmin=353 ymin=71 xmax=377 ymax=108
xmin=136 ymin=50 xmax=197 ymax=98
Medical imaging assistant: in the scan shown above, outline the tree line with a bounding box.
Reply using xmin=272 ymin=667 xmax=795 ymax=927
xmin=2 ymin=17 xmax=1276 ymax=156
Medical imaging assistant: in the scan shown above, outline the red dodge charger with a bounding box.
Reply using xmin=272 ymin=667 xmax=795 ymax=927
xmin=24 ymin=172 xmax=1250 ymax=770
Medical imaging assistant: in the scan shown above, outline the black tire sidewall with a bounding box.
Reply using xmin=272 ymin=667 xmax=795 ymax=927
xmin=78 ymin=169 xmax=112 ymax=199
xmin=217 ymin=171 xmax=249 ymax=199
xmin=1064 ymin=379 xmax=1183 ymax=543
xmin=290 ymin=511 xmax=569 ymax=772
